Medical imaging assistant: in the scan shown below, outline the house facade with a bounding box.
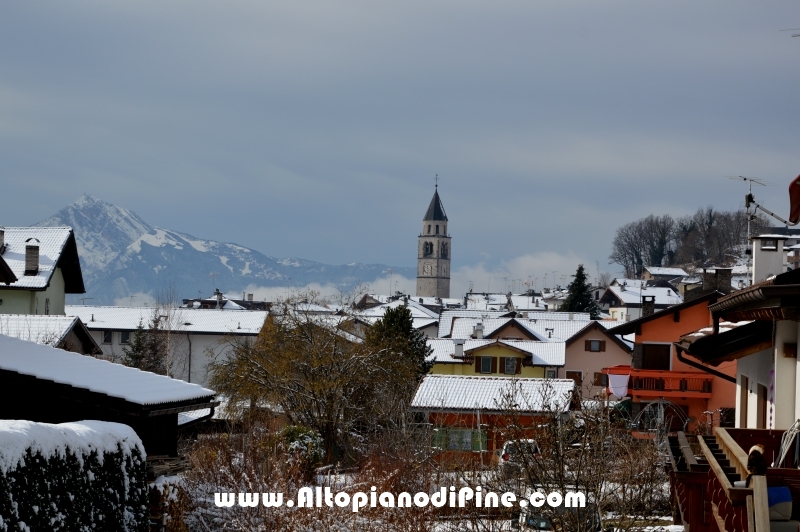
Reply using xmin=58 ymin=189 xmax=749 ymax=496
xmin=605 ymin=291 xmax=736 ymax=432
xmin=67 ymin=305 xmax=267 ymax=386
xmin=0 ymin=227 xmax=84 ymax=316
xmin=411 ymin=375 xmax=575 ymax=459
xmin=427 ymin=338 xmax=564 ymax=379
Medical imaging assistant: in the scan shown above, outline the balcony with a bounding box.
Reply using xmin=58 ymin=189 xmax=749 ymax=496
xmin=604 ymin=365 xmax=713 ymax=399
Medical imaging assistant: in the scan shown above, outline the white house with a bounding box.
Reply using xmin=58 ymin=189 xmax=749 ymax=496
xmin=67 ymin=305 xmax=267 ymax=386
xmin=0 ymin=227 xmax=85 ymax=316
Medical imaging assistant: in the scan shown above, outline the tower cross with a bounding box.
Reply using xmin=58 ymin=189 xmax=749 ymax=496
xmin=435 ymin=174 xmax=438 ymax=188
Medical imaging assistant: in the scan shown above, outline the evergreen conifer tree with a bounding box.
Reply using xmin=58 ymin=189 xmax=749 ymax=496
xmin=562 ymin=264 xmax=601 ymax=319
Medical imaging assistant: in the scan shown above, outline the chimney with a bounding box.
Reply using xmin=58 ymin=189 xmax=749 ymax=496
xmin=752 ymin=234 xmax=788 ymax=284
xmin=641 ymin=295 xmax=655 ymax=317
xmin=474 ymin=322 xmax=484 ymax=339
xmin=454 ymin=339 xmax=465 ymax=358
xmin=24 ymin=238 xmax=40 ymax=276
xmin=702 ymin=268 xmax=733 ymax=294
xmin=0 ymin=227 xmax=4 ymax=253
xmin=248 ymin=293 xmax=254 ymax=301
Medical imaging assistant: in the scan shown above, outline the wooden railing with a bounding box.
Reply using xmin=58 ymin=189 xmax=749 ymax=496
xmin=668 ymin=432 xmax=714 ymax=531
xmin=698 ymin=434 xmax=752 ymax=531
xmin=604 ymin=367 xmax=714 ymax=398
xmin=716 ymin=428 xmax=770 ymax=532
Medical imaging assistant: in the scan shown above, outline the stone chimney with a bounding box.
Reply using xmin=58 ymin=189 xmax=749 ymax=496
xmin=641 ymin=295 xmax=655 ymax=317
xmin=703 ymin=268 xmax=733 ymax=294
xmin=454 ymin=338 xmax=465 ymax=358
xmin=474 ymin=322 xmax=484 ymax=339
xmin=24 ymin=239 xmax=39 ymax=276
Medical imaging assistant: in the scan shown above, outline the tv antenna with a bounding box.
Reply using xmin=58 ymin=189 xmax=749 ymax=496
xmin=780 ymin=28 xmax=800 ymax=37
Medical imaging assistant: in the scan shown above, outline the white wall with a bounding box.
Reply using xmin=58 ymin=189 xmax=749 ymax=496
xmin=89 ymin=328 xmax=255 ymax=387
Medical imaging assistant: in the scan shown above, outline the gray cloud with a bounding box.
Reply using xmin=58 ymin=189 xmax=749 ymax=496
xmin=1 ymin=0 xmax=798 ymax=287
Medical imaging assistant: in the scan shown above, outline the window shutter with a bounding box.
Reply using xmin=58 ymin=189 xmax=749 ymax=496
xmin=475 ymin=356 xmax=481 ymax=373
xmin=600 ymin=340 xmax=606 ymax=352
xmin=585 ymin=340 xmax=590 ymax=351
xmin=432 ymin=429 xmax=446 ymax=449
xmin=515 ymin=358 xmax=521 ymax=374
xmin=471 ymin=430 xmax=488 ymax=451
xmin=491 ymin=357 xmax=497 ymax=373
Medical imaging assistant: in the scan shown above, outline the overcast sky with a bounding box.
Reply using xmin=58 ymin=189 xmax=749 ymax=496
xmin=2 ymin=1 xmax=798 ymax=293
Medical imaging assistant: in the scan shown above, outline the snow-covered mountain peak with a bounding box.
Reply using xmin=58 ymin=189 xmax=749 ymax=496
xmin=35 ymin=197 xmax=414 ymax=305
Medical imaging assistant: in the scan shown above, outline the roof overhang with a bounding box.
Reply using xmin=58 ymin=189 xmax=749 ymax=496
xmin=678 ymin=320 xmax=773 ymax=366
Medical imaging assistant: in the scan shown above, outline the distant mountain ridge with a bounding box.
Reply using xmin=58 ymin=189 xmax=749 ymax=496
xmin=36 ymin=196 xmax=415 ymax=305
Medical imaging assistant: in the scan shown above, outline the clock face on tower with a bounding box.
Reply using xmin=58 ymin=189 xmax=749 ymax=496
xmin=423 ymin=263 xmax=432 ymax=275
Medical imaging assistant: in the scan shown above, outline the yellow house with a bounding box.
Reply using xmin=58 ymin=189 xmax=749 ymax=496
xmin=427 ymin=338 xmax=564 ymax=378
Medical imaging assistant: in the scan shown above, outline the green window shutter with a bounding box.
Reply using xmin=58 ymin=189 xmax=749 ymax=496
xmin=472 ymin=430 xmax=488 ymax=451
xmin=432 ymin=429 xmax=446 ymax=449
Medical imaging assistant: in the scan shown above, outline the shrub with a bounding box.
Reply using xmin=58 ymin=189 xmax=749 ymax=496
xmin=0 ymin=420 xmax=148 ymax=531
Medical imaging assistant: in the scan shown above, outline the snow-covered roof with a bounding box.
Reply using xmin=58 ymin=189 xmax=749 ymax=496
xmin=438 ymin=309 xmax=591 ymax=337
xmin=66 ymin=305 xmax=267 ymax=335
xmin=0 ymin=315 xmax=83 ymax=346
xmin=449 ymin=317 xmax=547 ymax=341
xmin=0 ymin=334 xmax=215 ymax=406
xmin=645 ymin=266 xmax=689 ymax=277
xmin=0 ymin=227 xmax=83 ymax=291
xmin=356 ymin=298 xmax=439 ymax=319
xmin=411 ymin=375 xmax=574 ymax=413
xmin=426 ymin=338 xmax=565 ymax=366
xmin=602 ymin=285 xmax=683 ymax=306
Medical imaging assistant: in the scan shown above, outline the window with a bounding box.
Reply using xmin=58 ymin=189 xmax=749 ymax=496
xmin=102 ymin=330 xmax=112 ymax=344
xmin=436 ymin=225 xmax=439 ymax=234
xmin=441 ymin=243 xmax=448 ymax=258
xmin=545 ymin=369 xmax=556 ymax=379
xmin=566 ymin=370 xmax=583 ymax=385
xmin=120 ymin=331 xmax=131 ymax=344
xmin=427 ymin=225 xmax=431 ymax=234
xmin=480 ymin=356 xmax=492 ymax=374
xmin=642 ymin=344 xmax=671 ymax=370
xmin=504 ymin=357 xmax=518 ymax=375
xmin=448 ymin=429 xmax=473 ymax=451
xmin=593 ymin=372 xmax=608 ymax=387
xmin=435 ymin=429 xmax=487 ymax=451
xmin=761 ymin=239 xmax=777 ymax=250
xmin=585 ymin=340 xmax=606 ymax=352
xmin=44 ymin=298 xmax=50 ymax=315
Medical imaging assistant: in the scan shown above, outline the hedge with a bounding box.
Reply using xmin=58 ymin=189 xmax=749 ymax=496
xmin=0 ymin=420 xmax=149 ymax=531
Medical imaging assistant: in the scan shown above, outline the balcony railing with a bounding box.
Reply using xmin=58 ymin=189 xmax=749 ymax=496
xmin=604 ymin=367 xmax=714 ymax=398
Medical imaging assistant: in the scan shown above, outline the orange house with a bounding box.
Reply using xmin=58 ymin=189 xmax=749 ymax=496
xmin=604 ymin=291 xmax=737 ymax=432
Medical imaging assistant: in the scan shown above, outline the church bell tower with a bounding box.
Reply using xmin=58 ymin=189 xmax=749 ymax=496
xmin=416 ymin=185 xmax=451 ymax=299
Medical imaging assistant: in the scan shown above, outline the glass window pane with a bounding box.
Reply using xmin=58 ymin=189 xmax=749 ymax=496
xmin=481 ymin=357 xmax=491 ymax=373
xmin=505 ymin=357 xmax=516 ymax=374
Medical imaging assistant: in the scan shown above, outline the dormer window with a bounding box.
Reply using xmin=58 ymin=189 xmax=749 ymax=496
xmin=761 ymin=239 xmax=778 ymax=251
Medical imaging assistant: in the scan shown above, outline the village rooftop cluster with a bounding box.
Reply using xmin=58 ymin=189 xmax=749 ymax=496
xmin=5 ymin=187 xmax=800 ymax=530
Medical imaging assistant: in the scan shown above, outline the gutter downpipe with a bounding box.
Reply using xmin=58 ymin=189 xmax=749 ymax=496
xmin=674 ymin=343 xmax=736 ymax=383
